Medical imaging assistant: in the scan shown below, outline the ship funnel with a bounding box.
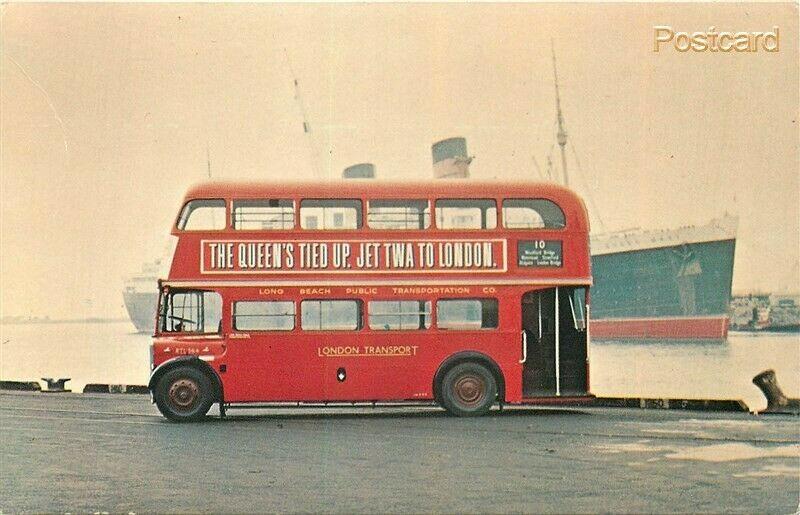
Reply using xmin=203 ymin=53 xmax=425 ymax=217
xmin=432 ymin=137 xmax=472 ymax=179
xmin=342 ymin=163 xmax=376 ymax=179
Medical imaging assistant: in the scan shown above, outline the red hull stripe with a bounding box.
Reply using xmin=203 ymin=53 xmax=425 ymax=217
xmin=590 ymin=316 xmax=729 ymax=339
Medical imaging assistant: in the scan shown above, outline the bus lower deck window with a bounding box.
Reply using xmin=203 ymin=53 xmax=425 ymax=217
xmin=234 ymin=301 xmax=295 ymax=331
xmin=301 ymin=300 xmax=362 ymax=331
xmin=368 ymin=300 xmax=431 ymax=330
xmin=437 ymin=299 xmax=498 ymax=330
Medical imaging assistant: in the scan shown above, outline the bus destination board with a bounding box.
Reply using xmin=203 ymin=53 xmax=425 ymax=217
xmin=517 ymin=240 xmax=563 ymax=267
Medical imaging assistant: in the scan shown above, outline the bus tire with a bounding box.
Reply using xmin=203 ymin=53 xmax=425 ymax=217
xmin=439 ymin=362 xmax=497 ymax=417
xmin=154 ymin=365 xmax=214 ymax=422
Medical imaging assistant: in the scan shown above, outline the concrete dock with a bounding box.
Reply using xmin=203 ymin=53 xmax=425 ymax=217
xmin=1 ymin=391 xmax=797 ymax=513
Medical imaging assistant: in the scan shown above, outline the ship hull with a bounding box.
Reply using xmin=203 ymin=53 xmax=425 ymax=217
xmin=589 ymin=238 xmax=736 ymax=340
xmin=591 ymin=315 xmax=729 ymax=339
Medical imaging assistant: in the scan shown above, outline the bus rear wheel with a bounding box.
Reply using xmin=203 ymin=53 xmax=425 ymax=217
xmin=154 ymin=366 xmax=213 ymax=422
xmin=440 ymin=362 xmax=497 ymax=417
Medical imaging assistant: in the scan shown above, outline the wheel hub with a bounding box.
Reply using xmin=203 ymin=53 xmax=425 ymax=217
xmin=168 ymin=378 xmax=199 ymax=411
xmin=454 ymin=375 xmax=486 ymax=406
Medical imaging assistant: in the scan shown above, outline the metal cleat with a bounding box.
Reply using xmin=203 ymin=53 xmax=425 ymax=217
xmin=41 ymin=377 xmax=71 ymax=393
xmin=752 ymin=370 xmax=800 ymax=415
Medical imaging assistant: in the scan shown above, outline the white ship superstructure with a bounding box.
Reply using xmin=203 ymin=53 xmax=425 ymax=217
xmin=122 ymin=260 xmax=161 ymax=333
xmin=591 ymin=216 xmax=738 ymax=256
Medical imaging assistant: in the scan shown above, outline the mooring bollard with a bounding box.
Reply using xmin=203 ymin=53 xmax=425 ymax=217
xmin=752 ymin=370 xmax=800 ymax=415
xmin=41 ymin=377 xmax=71 ymax=393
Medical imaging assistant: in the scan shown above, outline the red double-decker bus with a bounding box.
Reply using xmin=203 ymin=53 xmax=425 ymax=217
xmin=148 ymin=181 xmax=593 ymax=421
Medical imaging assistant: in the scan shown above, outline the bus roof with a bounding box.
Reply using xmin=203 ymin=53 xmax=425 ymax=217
xmin=182 ymin=180 xmax=585 ymax=205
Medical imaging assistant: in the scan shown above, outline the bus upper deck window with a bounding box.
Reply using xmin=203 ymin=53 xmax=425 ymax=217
xmin=502 ymin=199 xmax=565 ymax=229
xmin=177 ymin=199 xmax=227 ymax=231
xmin=435 ymin=199 xmax=497 ymax=229
xmin=232 ymin=199 xmax=295 ymax=230
xmin=368 ymin=200 xmax=431 ymax=230
xmin=300 ymin=199 xmax=362 ymax=230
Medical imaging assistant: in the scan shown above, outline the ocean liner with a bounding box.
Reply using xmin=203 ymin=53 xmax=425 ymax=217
xmin=589 ymin=217 xmax=737 ymax=339
xmin=122 ymin=260 xmax=161 ymax=333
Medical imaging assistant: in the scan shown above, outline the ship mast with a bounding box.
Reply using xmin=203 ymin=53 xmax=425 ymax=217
xmin=547 ymin=43 xmax=607 ymax=230
xmin=552 ymin=41 xmax=569 ymax=187
xmin=283 ymin=47 xmax=325 ymax=179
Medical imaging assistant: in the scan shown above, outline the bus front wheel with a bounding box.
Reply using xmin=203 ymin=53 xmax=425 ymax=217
xmin=440 ymin=362 xmax=497 ymax=417
xmin=154 ymin=366 xmax=214 ymax=422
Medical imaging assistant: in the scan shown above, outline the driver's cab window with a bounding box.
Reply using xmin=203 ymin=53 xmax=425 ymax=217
xmin=160 ymin=290 xmax=222 ymax=334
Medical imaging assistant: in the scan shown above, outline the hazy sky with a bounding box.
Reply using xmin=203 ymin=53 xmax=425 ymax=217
xmin=1 ymin=3 xmax=798 ymax=318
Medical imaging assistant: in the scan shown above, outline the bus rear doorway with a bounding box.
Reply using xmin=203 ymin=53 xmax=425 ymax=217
xmin=521 ymin=287 xmax=589 ymax=399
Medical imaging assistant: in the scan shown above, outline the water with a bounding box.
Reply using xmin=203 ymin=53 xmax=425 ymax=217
xmin=590 ymin=332 xmax=800 ymax=411
xmin=1 ymin=322 xmax=797 ymax=411
xmin=0 ymin=322 xmax=150 ymax=393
